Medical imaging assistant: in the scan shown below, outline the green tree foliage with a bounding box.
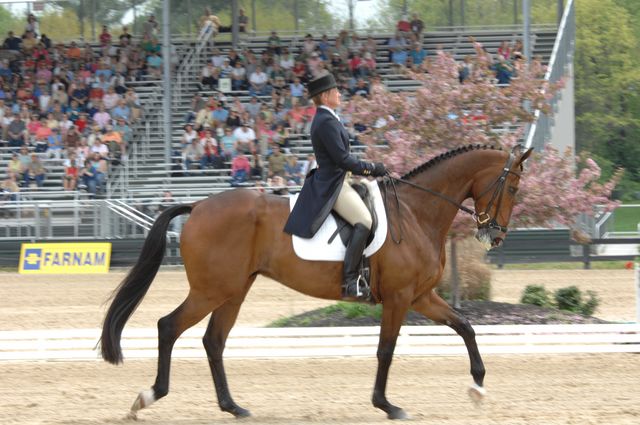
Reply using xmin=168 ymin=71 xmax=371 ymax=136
xmin=575 ymin=0 xmax=640 ymax=199
xmin=0 ymin=6 xmax=21 ymax=35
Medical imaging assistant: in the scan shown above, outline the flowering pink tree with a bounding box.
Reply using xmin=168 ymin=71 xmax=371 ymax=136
xmin=349 ymin=48 xmax=620 ymax=238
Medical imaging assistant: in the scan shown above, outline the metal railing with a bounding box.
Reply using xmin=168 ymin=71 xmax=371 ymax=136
xmin=524 ymin=0 xmax=575 ymax=150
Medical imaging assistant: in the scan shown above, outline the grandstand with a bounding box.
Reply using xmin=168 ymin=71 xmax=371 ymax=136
xmin=0 ymin=1 xmax=575 ymax=245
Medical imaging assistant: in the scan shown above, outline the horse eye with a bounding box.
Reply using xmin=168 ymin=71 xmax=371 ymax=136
xmin=508 ymin=186 xmax=518 ymax=195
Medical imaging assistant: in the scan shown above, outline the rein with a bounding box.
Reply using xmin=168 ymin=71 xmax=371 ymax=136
xmin=381 ymin=151 xmax=521 ymax=243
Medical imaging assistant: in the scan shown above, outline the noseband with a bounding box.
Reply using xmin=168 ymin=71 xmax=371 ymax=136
xmin=384 ymin=151 xmax=521 ymax=242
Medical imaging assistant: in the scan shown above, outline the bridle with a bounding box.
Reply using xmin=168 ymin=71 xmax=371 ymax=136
xmin=383 ymin=150 xmax=521 ymax=243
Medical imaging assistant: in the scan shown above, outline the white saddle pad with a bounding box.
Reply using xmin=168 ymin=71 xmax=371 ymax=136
xmin=290 ymin=180 xmax=387 ymax=261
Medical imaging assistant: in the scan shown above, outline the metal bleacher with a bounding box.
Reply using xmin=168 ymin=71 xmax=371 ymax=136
xmin=115 ymin=25 xmax=558 ymax=201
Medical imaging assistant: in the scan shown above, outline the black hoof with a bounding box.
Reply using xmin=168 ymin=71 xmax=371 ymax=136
xmin=222 ymin=403 xmax=251 ymax=418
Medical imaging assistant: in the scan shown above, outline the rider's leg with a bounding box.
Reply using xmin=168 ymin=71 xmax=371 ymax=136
xmin=333 ymin=177 xmax=372 ymax=300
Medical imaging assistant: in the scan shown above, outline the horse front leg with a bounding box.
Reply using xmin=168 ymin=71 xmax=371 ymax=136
xmin=412 ymin=290 xmax=486 ymax=403
xmin=372 ymin=297 xmax=411 ymax=419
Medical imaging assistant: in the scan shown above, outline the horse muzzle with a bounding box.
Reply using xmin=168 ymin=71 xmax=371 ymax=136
xmin=475 ymin=226 xmax=505 ymax=251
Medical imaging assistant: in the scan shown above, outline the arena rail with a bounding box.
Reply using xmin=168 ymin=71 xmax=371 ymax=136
xmin=1 ymin=324 xmax=639 ymax=361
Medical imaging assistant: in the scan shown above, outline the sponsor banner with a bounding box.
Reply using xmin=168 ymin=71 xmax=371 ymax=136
xmin=19 ymin=243 xmax=112 ymax=274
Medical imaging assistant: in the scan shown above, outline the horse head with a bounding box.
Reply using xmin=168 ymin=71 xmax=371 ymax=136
xmin=472 ymin=144 xmax=533 ymax=250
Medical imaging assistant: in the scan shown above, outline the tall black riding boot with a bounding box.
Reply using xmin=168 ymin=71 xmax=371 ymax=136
xmin=342 ymin=223 xmax=371 ymax=301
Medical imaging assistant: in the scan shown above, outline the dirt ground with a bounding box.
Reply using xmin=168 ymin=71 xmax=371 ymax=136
xmin=1 ymin=269 xmax=639 ymax=424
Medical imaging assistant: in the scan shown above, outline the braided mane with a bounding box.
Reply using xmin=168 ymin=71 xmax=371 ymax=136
xmin=401 ymin=144 xmax=501 ymax=180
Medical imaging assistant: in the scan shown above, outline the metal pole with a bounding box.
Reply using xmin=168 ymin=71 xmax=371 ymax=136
xmin=133 ymin=0 xmax=137 ymax=35
xmin=187 ymin=0 xmax=192 ymax=38
xmin=294 ymin=0 xmax=299 ymax=32
xmin=231 ymin=0 xmax=239 ymax=49
xmin=557 ymin=0 xmax=564 ymax=25
xmin=162 ymin=0 xmax=172 ymax=170
xmin=91 ymin=0 xmax=96 ymax=41
xmin=460 ymin=0 xmax=465 ymax=29
xmin=513 ymin=0 xmax=518 ymax=25
xmin=251 ymin=0 xmax=257 ymax=32
xmin=402 ymin=0 xmax=407 ymax=16
xmin=79 ymin=0 xmax=85 ymax=41
xmin=448 ymin=0 xmax=454 ymax=28
xmin=523 ymin=0 xmax=531 ymax=62
xmin=350 ymin=5 xmax=354 ymax=30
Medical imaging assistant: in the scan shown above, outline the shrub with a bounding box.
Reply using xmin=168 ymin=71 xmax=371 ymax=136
xmin=438 ymin=238 xmax=492 ymax=301
xmin=554 ymin=285 xmax=600 ymax=316
xmin=520 ymin=285 xmax=552 ymax=307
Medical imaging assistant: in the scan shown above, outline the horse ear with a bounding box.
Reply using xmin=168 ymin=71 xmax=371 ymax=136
xmin=517 ymin=147 xmax=534 ymax=165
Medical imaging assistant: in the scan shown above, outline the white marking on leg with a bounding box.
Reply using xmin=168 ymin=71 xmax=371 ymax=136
xmin=467 ymin=383 xmax=487 ymax=406
xmin=129 ymin=388 xmax=155 ymax=418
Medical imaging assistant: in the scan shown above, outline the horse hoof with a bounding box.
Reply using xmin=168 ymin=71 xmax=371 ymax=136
xmin=387 ymin=407 xmax=410 ymax=420
xmin=125 ymin=411 xmax=138 ymax=421
xmin=233 ymin=407 xmax=251 ymax=419
xmin=467 ymin=383 xmax=487 ymax=406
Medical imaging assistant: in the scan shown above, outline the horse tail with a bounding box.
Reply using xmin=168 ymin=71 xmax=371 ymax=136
xmin=100 ymin=203 xmax=192 ymax=364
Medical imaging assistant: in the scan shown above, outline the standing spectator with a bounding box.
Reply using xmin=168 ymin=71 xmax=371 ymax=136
xmin=230 ymin=153 xmax=251 ymax=186
xmin=119 ymin=26 xmax=133 ymax=46
xmin=302 ymin=34 xmax=317 ymax=56
xmin=237 ymin=8 xmax=249 ymax=33
xmin=143 ymin=15 xmax=159 ymax=38
xmin=25 ymin=13 xmax=40 ymax=37
xmin=267 ymin=31 xmax=282 ymax=55
xmin=99 ymin=25 xmax=112 ymax=46
xmin=410 ymin=13 xmax=424 ymax=39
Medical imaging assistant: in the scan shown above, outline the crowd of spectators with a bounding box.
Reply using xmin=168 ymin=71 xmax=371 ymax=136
xmin=0 ymin=13 xmax=164 ymax=197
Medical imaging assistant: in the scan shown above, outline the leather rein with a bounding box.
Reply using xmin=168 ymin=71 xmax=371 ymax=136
xmin=381 ymin=151 xmax=521 ymax=244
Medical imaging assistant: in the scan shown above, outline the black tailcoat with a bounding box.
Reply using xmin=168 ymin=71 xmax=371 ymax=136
xmin=284 ymin=107 xmax=373 ymax=238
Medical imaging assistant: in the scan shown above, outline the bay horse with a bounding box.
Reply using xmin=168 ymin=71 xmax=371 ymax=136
xmin=101 ymin=144 xmax=532 ymax=420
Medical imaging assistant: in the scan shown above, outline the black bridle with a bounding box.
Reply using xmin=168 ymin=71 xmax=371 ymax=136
xmin=382 ymin=151 xmax=521 ymax=243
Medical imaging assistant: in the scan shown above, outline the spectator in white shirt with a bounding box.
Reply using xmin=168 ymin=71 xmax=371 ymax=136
xmin=248 ymin=66 xmax=270 ymax=96
xmin=232 ymin=123 xmax=256 ymax=154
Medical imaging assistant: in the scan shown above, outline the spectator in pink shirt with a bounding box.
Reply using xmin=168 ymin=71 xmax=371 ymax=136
xmin=93 ymin=104 xmax=111 ymax=129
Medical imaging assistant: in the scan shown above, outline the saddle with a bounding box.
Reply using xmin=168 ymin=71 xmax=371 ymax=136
xmin=328 ymin=181 xmax=379 ymax=247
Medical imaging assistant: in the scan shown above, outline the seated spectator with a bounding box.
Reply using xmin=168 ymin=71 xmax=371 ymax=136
xmin=21 ymin=30 xmax=38 ymax=55
xmin=181 ymin=123 xmax=199 ymax=151
xmin=233 ymin=122 xmax=257 ymax=154
xmin=63 ymin=153 xmax=79 ymax=191
xmin=267 ymin=143 xmax=286 ymax=178
xmin=219 ymin=58 xmax=233 ymax=78
xmin=102 ymin=86 xmax=121 ymax=111
xmin=302 ymin=33 xmax=316 ymax=56
xmin=279 ymin=46 xmax=295 ymax=75
xmin=211 ymin=48 xmax=225 ymax=68
xmin=497 ymin=40 xmax=511 ymax=60
xmin=80 ymin=157 xmax=101 ymax=197
xmin=284 ymin=154 xmax=304 ymax=186
xmin=201 ymin=62 xmax=219 ymax=90
xmin=7 ymin=112 xmax=27 ymax=148
xmin=146 ymin=51 xmax=163 ymax=78
xmin=24 ymin=153 xmax=46 ymax=188
xmin=124 ymin=89 xmax=142 ymax=122
xmin=458 ymin=56 xmax=473 ymax=83
xmin=387 ymin=31 xmax=407 ymax=62
xmin=64 ymin=125 xmax=82 ymax=151
xmin=350 ymin=78 xmax=370 ymax=98
xmin=409 ymin=43 xmax=426 ymax=67
xmin=291 ymin=60 xmax=308 ymax=83
xmin=111 ymin=98 xmax=131 ymax=122
xmin=202 ymin=133 xmax=225 ymax=169
xmin=184 ymin=137 xmax=204 ymax=172
xmin=290 ymin=77 xmax=305 ymax=99
xmin=248 ymin=66 xmax=270 ymax=97
xmin=269 ymin=62 xmax=287 ymax=93
xmin=47 ymin=128 xmax=64 ymax=158
xmin=119 ymin=26 xmax=133 ymax=46
xmin=495 ymin=57 xmax=514 ymax=85
xmin=226 ymin=108 xmax=242 ymax=129
xmin=230 ymin=153 xmax=251 ymax=186
xmin=211 ymin=101 xmax=229 ymax=127
xmin=219 ymin=126 xmax=237 ymax=160
xmin=93 ymin=104 xmax=111 ymax=130
xmin=1 ymin=172 xmax=20 ymax=204
xmin=102 ymin=125 xmax=125 ymax=161
xmin=245 ymin=96 xmax=261 ymax=120
xmin=2 ymin=31 xmax=22 ymax=51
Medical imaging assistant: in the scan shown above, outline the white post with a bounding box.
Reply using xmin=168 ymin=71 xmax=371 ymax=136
xmin=636 ymin=262 xmax=640 ymax=323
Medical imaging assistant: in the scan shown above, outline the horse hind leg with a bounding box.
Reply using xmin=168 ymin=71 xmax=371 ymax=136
xmin=203 ymin=285 xmax=254 ymax=418
xmin=412 ymin=290 xmax=487 ymax=404
xmin=128 ymin=290 xmax=216 ymax=419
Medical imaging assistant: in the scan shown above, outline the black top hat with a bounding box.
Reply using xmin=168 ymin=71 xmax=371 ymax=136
xmin=307 ymin=73 xmax=337 ymax=98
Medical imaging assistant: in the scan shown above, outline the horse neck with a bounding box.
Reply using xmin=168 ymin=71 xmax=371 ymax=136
xmin=399 ymin=149 xmax=505 ymax=240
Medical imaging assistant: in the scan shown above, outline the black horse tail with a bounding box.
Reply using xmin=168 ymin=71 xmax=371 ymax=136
xmin=100 ymin=204 xmax=192 ymax=364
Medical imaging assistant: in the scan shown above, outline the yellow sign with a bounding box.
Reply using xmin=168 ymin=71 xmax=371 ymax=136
xmin=19 ymin=243 xmax=112 ymax=274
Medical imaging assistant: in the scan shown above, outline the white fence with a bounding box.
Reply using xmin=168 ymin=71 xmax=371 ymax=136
xmin=1 ymin=324 xmax=639 ymax=362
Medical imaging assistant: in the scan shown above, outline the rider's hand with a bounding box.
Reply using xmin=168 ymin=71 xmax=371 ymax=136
xmin=371 ymin=162 xmax=387 ymax=177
